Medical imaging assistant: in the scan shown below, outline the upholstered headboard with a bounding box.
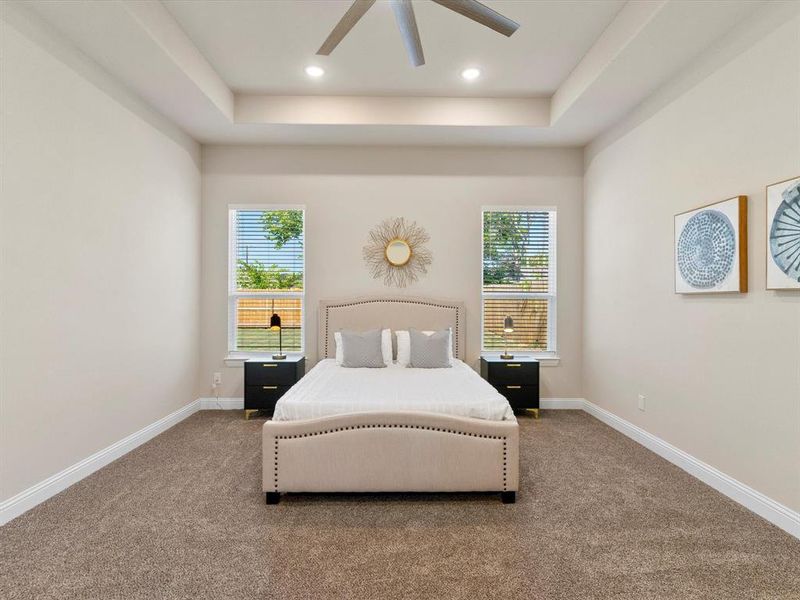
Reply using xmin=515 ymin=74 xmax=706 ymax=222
xmin=319 ymin=296 xmax=465 ymax=361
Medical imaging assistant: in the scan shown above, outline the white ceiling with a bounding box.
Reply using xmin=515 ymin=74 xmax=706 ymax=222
xmin=18 ymin=0 xmax=771 ymax=146
xmin=162 ymin=0 xmax=625 ymax=97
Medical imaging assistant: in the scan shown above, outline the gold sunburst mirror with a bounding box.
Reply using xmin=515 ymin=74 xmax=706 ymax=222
xmin=363 ymin=217 xmax=432 ymax=287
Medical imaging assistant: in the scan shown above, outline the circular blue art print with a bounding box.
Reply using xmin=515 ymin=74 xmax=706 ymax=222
xmin=677 ymin=209 xmax=736 ymax=289
xmin=769 ymin=180 xmax=800 ymax=282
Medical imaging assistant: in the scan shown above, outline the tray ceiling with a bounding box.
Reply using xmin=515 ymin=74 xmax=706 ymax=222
xmin=19 ymin=0 xmax=769 ymax=146
xmin=162 ymin=0 xmax=625 ymax=97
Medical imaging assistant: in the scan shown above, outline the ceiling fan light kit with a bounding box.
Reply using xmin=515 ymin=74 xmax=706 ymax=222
xmin=317 ymin=0 xmax=520 ymax=67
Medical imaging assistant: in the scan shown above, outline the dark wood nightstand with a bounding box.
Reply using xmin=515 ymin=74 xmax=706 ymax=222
xmin=244 ymin=356 xmax=305 ymax=420
xmin=480 ymin=356 xmax=540 ymax=418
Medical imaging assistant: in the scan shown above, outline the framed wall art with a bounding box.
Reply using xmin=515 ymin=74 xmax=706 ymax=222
xmin=766 ymin=176 xmax=800 ymax=290
xmin=674 ymin=196 xmax=747 ymax=294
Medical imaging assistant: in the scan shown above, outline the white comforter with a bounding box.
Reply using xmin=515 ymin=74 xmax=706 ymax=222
xmin=272 ymin=359 xmax=515 ymax=422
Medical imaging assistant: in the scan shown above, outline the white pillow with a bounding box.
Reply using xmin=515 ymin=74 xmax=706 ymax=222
xmin=395 ymin=330 xmax=411 ymax=367
xmin=335 ymin=329 xmax=392 ymax=366
xmin=381 ymin=328 xmax=393 ymax=365
xmin=396 ymin=328 xmax=453 ymax=367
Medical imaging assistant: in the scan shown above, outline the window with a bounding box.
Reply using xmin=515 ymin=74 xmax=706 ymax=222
xmin=482 ymin=208 xmax=556 ymax=355
xmin=228 ymin=207 xmax=304 ymax=355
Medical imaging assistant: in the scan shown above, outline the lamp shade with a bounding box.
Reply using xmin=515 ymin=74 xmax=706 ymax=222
xmin=270 ymin=313 xmax=281 ymax=331
xmin=503 ymin=316 xmax=514 ymax=333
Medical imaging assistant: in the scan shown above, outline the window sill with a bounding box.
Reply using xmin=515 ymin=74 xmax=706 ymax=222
xmin=481 ymin=353 xmax=561 ymax=367
xmin=224 ymin=352 xmax=304 ymax=367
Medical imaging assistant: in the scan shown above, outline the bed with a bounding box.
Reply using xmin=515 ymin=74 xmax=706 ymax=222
xmin=262 ymin=296 xmax=520 ymax=504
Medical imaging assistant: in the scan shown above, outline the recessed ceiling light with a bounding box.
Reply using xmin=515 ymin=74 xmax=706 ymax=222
xmin=305 ymin=65 xmax=325 ymax=78
xmin=461 ymin=68 xmax=481 ymax=81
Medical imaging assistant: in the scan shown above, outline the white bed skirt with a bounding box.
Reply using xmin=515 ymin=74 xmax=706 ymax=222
xmin=263 ymin=411 xmax=519 ymax=496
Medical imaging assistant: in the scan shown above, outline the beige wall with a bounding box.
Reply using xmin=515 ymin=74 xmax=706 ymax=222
xmin=0 ymin=12 xmax=201 ymax=501
xmin=201 ymin=145 xmax=583 ymax=399
xmin=583 ymin=11 xmax=800 ymax=512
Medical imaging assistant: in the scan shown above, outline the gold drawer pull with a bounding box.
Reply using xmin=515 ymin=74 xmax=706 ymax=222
xmin=262 ymin=364 xmax=278 ymax=367
xmin=506 ymin=364 xmax=521 ymax=368
xmin=262 ymin=385 xmax=278 ymax=390
xmin=506 ymin=385 xmax=521 ymax=389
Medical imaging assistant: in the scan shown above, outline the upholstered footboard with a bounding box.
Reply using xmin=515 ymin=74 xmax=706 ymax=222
xmin=263 ymin=411 xmax=519 ymax=504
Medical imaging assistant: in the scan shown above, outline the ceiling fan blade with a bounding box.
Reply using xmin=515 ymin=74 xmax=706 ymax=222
xmin=430 ymin=0 xmax=519 ymax=37
xmin=317 ymin=0 xmax=377 ymax=55
xmin=390 ymin=0 xmax=425 ymax=67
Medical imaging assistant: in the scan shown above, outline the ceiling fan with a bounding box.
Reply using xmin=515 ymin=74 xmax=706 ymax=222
xmin=317 ymin=0 xmax=520 ymax=67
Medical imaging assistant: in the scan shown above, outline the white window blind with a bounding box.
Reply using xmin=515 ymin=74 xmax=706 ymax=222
xmin=228 ymin=208 xmax=305 ymax=353
xmin=482 ymin=209 xmax=556 ymax=353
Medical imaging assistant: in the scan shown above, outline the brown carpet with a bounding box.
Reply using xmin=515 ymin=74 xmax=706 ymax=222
xmin=1 ymin=410 xmax=799 ymax=600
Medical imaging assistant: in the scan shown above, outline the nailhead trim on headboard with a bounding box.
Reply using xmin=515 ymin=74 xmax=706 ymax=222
xmin=272 ymin=425 xmax=506 ymax=492
xmin=323 ymin=298 xmax=462 ymax=359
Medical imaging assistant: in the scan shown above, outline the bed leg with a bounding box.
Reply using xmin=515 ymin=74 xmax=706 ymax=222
xmin=501 ymin=491 xmax=516 ymax=504
xmin=265 ymin=492 xmax=281 ymax=505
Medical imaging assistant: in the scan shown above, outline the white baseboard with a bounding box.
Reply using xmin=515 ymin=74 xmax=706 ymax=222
xmin=199 ymin=397 xmax=244 ymax=410
xmin=541 ymin=397 xmax=584 ymax=409
xmin=0 ymin=399 xmax=201 ymax=526
xmin=582 ymin=399 xmax=800 ymax=540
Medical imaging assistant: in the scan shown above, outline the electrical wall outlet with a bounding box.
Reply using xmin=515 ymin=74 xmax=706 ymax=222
xmin=213 ymin=372 xmax=222 ymax=387
xmin=638 ymin=394 xmax=646 ymax=411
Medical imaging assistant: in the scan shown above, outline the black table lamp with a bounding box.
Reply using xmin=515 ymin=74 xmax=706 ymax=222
xmin=270 ymin=313 xmax=286 ymax=360
xmin=501 ymin=316 xmax=514 ymax=360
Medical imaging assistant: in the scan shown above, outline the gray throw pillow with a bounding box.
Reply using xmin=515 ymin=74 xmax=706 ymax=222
xmin=409 ymin=329 xmax=452 ymax=368
xmin=340 ymin=329 xmax=387 ymax=368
